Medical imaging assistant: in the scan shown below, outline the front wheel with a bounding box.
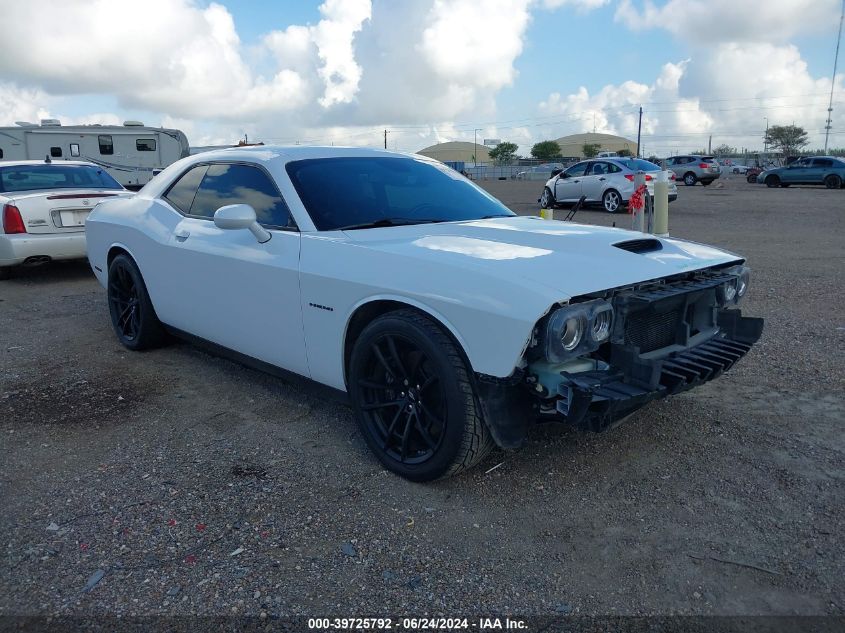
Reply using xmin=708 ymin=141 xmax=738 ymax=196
xmin=765 ymin=175 xmax=780 ymax=188
xmin=539 ymin=187 xmax=554 ymax=208
xmin=824 ymin=174 xmax=842 ymax=189
xmin=602 ymin=189 xmax=622 ymax=213
xmin=107 ymin=254 xmax=167 ymax=351
xmin=348 ymin=309 xmax=493 ymax=481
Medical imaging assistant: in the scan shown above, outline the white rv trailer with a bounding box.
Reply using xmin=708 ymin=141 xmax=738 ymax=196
xmin=0 ymin=120 xmax=190 ymax=189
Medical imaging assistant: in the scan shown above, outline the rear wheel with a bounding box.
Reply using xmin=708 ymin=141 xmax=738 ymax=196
xmin=539 ymin=187 xmax=554 ymax=208
xmin=765 ymin=175 xmax=780 ymax=188
xmin=602 ymin=189 xmax=622 ymax=213
xmin=348 ymin=309 xmax=493 ymax=481
xmin=824 ymin=174 xmax=842 ymax=189
xmin=746 ymin=174 xmax=757 ymax=183
xmin=683 ymin=172 xmax=697 ymax=186
xmin=107 ymin=254 xmax=166 ymax=351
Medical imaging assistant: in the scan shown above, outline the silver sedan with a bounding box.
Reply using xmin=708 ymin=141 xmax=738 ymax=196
xmin=539 ymin=158 xmax=678 ymax=213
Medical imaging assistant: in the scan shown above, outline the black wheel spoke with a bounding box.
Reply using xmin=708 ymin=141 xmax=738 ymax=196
xmin=418 ymin=401 xmax=444 ymax=429
xmin=413 ymin=412 xmax=437 ymax=449
xmin=399 ymin=411 xmax=413 ymax=461
xmin=361 ymin=399 xmax=404 ymax=411
xmin=418 ymin=375 xmax=437 ymax=392
xmin=382 ymin=406 xmax=405 ymax=449
xmin=385 ymin=336 xmax=408 ymax=379
xmin=372 ymin=342 xmax=395 ymax=379
xmin=358 ymin=379 xmax=391 ymax=390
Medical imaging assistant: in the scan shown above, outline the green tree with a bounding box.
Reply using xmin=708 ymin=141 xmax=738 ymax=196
xmin=488 ymin=141 xmax=519 ymax=164
xmin=531 ymin=140 xmax=562 ymax=161
xmin=712 ymin=143 xmax=736 ymax=156
xmin=764 ymin=125 xmax=809 ymax=156
xmin=582 ymin=143 xmax=601 ymax=158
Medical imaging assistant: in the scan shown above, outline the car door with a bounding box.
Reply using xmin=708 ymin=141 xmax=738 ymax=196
xmin=554 ymin=161 xmax=588 ymax=201
xmin=781 ymin=158 xmax=808 ymax=184
xmin=581 ymin=161 xmax=608 ymax=201
xmin=810 ymin=158 xmax=833 ymax=184
xmin=158 ymin=161 xmax=309 ymax=377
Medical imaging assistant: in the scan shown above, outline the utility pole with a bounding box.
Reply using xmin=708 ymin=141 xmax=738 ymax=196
xmin=764 ymin=117 xmax=769 ymax=153
xmin=384 ymin=129 xmax=388 ymax=149
xmin=825 ymin=0 xmax=844 ymax=154
xmin=473 ymin=128 xmax=482 ymax=172
xmin=636 ymin=106 xmax=643 ymax=158
xmin=708 ymin=135 xmax=712 ymax=154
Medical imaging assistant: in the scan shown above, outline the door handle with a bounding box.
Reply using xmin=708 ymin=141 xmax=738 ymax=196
xmin=599 ymin=177 xmax=606 ymax=181
xmin=175 ymin=229 xmax=190 ymax=241
xmin=573 ymin=179 xmax=580 ymax=183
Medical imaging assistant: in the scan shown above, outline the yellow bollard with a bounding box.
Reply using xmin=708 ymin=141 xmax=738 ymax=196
xmin=653 ymin=171 xmax=669 ymax=236
xmin=540 ymin=208 xmax=554 ymax=220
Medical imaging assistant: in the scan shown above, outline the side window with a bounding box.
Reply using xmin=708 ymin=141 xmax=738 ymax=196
xmin=98 ymin=135 xmax=114 ymax=155
xmin=190 ymin=163 xmax=293 ymax=228
xmin=812 ymin=158 xmax=833 ymax=168
xmin=606 ymin=162 xmax=622 ymax=174
xmin=164 ymin=165 xmax=209 ymax=214
xmin=564 ymin=162 xmax=589 ymax=177
xmin=50 ymin=146 xmax=62 ymax=158
xmin=588 ymin=162 xmax=606 ymax=175
xmin=136 ymin=139 xmax=156 ymax=152
xmin=70 ymin=143 xmax=80 ymax=157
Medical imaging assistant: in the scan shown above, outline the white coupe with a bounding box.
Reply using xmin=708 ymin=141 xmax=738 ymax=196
xmin=86 ymin=146 xmax=763 ymax=481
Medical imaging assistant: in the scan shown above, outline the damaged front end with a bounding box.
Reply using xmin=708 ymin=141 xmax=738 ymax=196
xmin=476 ymin=264 xmax=764 ymax=448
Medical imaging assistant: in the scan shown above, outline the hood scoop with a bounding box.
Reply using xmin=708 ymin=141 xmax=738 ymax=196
xmin=613 ymin=238 xmax=663 ymax=254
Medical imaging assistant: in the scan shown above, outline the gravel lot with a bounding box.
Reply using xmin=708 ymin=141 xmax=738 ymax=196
xmin=1 ymin=175 xmax=843 ymax=618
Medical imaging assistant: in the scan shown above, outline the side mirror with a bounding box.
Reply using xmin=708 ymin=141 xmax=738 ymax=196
xmin=551 ymin=169 xmax=563 ymax=177
xmin=559 ymin=172 xmax=570 ymax=179
xmin=214 ymin=204 xmax=271 ymax=243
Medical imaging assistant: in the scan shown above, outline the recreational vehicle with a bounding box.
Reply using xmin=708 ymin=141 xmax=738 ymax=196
xmin=0 ymin=120 xmax=190 ymax=189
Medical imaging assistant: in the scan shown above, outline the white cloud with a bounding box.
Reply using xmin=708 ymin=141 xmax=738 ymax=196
xmin=615 ymin=0 xmax=837 ymax=44
xmin=541 ymin=0 xmax=609 ymax=11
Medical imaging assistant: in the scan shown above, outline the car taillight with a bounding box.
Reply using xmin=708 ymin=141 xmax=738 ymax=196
xmin=669 ymin=172 xmax=676 ymax=180
xmin=2 ymin=204 xmax=26 ymax=234
xmin=624 ymin=174 xmax=654 ymax=181
xmin=699 ymin=163 xmax=710 ymax=169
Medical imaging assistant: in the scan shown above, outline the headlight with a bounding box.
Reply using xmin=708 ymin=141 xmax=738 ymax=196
xmin=717 ymin=265 xmax=751 ymax=306
xmin=544 ymin=300 xmax=614 ymax=361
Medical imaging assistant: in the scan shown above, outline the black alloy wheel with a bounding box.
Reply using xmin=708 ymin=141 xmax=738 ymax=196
xmin=107 ymin=254 xmax=166 ymax=350
xmin=349 ymin=309 xmax=493 ymax=481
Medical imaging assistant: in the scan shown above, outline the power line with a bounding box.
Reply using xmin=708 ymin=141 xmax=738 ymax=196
xmin=825 ymin=0 xmax=845 ymax=153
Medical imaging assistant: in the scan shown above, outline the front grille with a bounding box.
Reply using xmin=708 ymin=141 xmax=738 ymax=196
xmin=625 ymin=308 xmax=681 ymax=352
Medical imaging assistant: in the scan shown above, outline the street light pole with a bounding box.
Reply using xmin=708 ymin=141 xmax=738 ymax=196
xmin=764 ymin=117 xmax=769 ymax=153
xmin=473 ymin=129 xmax=482 ymax=173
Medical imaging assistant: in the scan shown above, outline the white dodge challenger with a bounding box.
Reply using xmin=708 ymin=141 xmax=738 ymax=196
xmin=86 ymin=146 xmax=763 ymax=481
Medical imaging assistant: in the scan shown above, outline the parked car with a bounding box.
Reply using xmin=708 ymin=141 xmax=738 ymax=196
xmin=756 ymin=156 xmax=845 ymax=189
xmin=665 ymin=155 xmax=721 ymax=186
xmin=516 ymin=163 xmax=565 ymax=181
xmin=745 ymin=166 xmax=764 ymax=183
xmin=0 ymin=159 xmax=131 ymax=279
xmin=86 ymin=146 xmax=763 ymax=481
xmin=538 ymin=158 xmax=678 ymax=213
xmin=731 ymin=165 xmax=749 ymax=174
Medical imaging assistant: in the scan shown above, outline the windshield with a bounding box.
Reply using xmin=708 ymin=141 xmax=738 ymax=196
xmin=286 ymin=157 xmax=515 ymax=231
xmin=616 ymin=158 xmax=662 ymax=172
xmin=0 ymin=164 xmax=123 ymax=193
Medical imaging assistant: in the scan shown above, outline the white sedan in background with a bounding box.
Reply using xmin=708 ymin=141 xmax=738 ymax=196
xmin=0 ymin=160 xmax=130 ymax=279
xmin=539 ymin=157 xmax=678 ymax=213
xmin=86 ymin=146 xmax=762 ymax=481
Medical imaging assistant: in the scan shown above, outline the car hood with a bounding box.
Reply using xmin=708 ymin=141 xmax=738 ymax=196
xmin=341 ymin=216 xmax=742 ymax=300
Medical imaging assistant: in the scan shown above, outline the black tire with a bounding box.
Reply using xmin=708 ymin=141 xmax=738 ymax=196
xmin=107 ymin=253 xmax=166 ymax=351
xmin=539 ymin=186 xmax=554 ymax=209
xmin=747 ymin=174 xmax=757 ymax=183
xmin=683 ymin=172 xmax=697 ymax=186
xmin=601 ymin=189 xmax=622 ymax=213
xmin=824 ymin=174 xmax=842 ymax=189
xmin=765 ymin=175 xmax=780 ymax=188
xmin=348 ymin=309 xmax=493 ymax=481
xmin=0 ymin=267 xmax=11 ymax=281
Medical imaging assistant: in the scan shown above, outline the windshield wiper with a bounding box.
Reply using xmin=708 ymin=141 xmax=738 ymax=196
xmin=337 ymin=218 xmax=446 ymax=231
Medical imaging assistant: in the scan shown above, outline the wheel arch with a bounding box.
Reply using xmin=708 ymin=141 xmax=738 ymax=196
xmin=342 ymin=296 xmax=474 ymax=391
xmin=106 ymin=242 xmax=139 ymax=268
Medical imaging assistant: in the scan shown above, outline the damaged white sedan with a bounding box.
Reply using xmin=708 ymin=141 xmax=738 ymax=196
xmin=86 ymin=146 xmax=763 ymax=481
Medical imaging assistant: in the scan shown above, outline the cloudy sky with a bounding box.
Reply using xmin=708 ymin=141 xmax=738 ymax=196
xmin=1 ymin=0 xmax=843 ymax=156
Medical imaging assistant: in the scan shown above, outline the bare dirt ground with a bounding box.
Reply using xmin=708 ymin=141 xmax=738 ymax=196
xmin=0 ymin=175 xmax=843 ymax=618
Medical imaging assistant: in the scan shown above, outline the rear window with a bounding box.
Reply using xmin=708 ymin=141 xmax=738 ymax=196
xmin=0 ymin=165 xmax=123 ymax=193
xmin=701 ymin=156 xmax=716 ymax=162
xmin=617 ymin=159 xmax=661 ymax=172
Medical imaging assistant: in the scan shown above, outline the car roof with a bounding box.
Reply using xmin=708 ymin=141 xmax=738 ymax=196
xmin=184 ymin=145 xmax=419 ymax=165
xmin=0 ymin=160 xmax=102 ymax=167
